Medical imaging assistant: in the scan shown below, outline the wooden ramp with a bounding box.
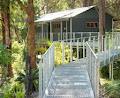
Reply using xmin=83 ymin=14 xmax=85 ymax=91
xmin=44 ymin=60 xmax=94 ymax=98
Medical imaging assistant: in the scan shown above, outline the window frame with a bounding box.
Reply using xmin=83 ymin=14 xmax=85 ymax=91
xmin=86 ymin=22 xmax=98 ymax=28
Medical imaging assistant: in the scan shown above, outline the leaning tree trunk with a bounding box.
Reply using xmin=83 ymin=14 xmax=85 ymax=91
xmin=99 ymin=0 xmax=105 ymax=51
xmin=1 ymin=0 xmax=13 ymax=77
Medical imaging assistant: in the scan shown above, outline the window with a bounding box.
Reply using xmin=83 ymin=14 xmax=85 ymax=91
xmin=86 ymin=22 xmax=98 ymax=28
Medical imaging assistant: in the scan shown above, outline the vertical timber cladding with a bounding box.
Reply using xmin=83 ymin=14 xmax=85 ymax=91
xmin=72 ymin=7 xmax=113 ymax=33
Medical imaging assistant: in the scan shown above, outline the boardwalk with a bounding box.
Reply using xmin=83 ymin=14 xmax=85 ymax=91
xmin=39 ymin=33 xmax=120 ymax=98
xmin=44 ymin=60 xmax=94 ymax=98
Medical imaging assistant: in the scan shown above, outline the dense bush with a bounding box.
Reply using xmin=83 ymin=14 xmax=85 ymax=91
xmin=54 ymin=42 xmax=70 ymax=66
xmin=0 ymin=81 xmax=25 ymax=98
xmin=16 ymin=68 xmax=39 ymax=92
xmin=113 ymin=60 xmax=120 ymax=79
xmin=100 ymin=66 xmax=109 ymax=79
xmin=36 ymin=39 xmax=52 ymax=54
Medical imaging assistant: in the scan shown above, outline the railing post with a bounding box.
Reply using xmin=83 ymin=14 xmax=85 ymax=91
xmin=108 ymin=36 xmax=111 ymax=63
xmin=70 ymin=39 xmax=72 ymax=62
xmin=109 ymin=62 xmax=112 ymax=79
xmin=98 ymin=35 xmax=100 ymax=53
xmin=96 ymin=60 xmax=100 ymax=98
xmin=39 ymin=60 xmax=43 ymax=98
xmin=83 ymin=38 xmax=85 ymax=58
xmin=93 ymin=37 xmax=95 ymax=53
xmin=62 ymin=41 xmax=65 ymax=64
xmin=77 ymin=39 xmax=79 ymax=59
xmin=66 ymin=32 xmax=68 ymax=42
xmin=73 ymin=33 xmax=75 ymax=42
xmin=58 ymin=33 xmax=60 ymax=41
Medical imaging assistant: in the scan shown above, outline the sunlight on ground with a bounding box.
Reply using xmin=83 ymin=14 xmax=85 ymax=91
xmin=100 ymin=78 xmax=111 ymax=85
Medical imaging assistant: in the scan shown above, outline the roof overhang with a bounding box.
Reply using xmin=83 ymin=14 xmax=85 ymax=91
xmin=35 ymin=6 xmax=95 ymax=22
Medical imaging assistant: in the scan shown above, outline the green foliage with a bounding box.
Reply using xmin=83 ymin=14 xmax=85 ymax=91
xmin=54 ymin=42 xmax=70 ymax=66
xmin=0 ymin=44 xmax=11 ymax=66
xmin=1 ymin=81 xmax=25 ymax=98
xmin=100 ymin=59 xmax=120 ymax=79
xmin=12 ymin=41 xmax=25 ymax=74
xmin=36 ymin=39 xmax=52 ymax=54
xmin=100 ymin=66 xmax=109 ymax=79
xmin=16 ymin=68 xmax=39 ymax=92
xmin=103 ymin=80 xmax=120 ymax=98
xmin=113 ymin=59 xmax=120 ymax=79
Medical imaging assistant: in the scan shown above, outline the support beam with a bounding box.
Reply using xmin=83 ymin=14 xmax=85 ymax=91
xmin=70 ymin=40 xmax=72 ymax=62
xmin=77 ymin=39 xmax=79 ymax=59
xmin=111 ymin=62 xmax=114 ymax=81
xmin=61 ymin=21 xmax=63 ymax=40
xmin=62 ymin=41 xmax=65 ymax=64
xmin=50 ymin=21 xmax=53 ymax=41
xmin=83 ymin=38 xmax=85 ymax=58
xmin=70 ymin=18 xmax=73 ymax=39
xmin=66 ymin=21 xmax=68 ymax=41
xmin=42 ymin=23 xmax=44 ymax=40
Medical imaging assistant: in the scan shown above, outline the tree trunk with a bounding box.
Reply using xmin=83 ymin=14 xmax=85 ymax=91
xmin=26 ymin=0 xmax=36 ymax=69
xmin=1 ymin=0 xmax=13 ymax=77
xmin=16 ymin=0 xmax=36 ymax=97
xmin=25 ymin=0 xmax=36 ymax=97
xmin=1 ymin=13 xmax=6 ymax=45
xmin=99 ymin=0 xmax=105 ymax=51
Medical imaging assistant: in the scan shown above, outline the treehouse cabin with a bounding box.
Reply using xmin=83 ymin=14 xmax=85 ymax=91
xmin=35 ymin=6 xmax=113 ymax=41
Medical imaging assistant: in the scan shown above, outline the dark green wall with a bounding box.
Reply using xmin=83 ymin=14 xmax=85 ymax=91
xmin=37 ymin=7 xmax=113 ymax=34
xmin=72 ymin=8 xmax=112 ymax=32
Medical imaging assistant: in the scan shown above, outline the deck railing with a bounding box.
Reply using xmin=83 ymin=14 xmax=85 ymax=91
xmin=38 ymin=32 xmax=120 ymax=98
xmin=86 ymin=42 xmax=100 ymax=98
xmin=86 ymin=32 xmax=120 ymax=98
xmin=36 ymin=32 xmax=98 ymax=41
xmin=39 ymin=43 xmax=54 ymax=98
xmin=54 ymin=36 xmax=98 ymax=64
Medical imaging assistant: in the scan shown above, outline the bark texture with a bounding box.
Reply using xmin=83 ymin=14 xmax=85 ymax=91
xmin=1 ymin=0 xmax=13 ymax=77
xmin=99 ymin=0 xmax=105 ymax=51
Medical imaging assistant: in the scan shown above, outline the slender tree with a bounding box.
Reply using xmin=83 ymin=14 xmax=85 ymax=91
xmin=16 ymin=0 xmax=36 ymax=97
xmin=16 ymin=0 xmax=36 ymax=69
xmin=1 ymin=0 xmax=13 ymax=77
xmin=99 ymin=0 xmax=105 ymax=51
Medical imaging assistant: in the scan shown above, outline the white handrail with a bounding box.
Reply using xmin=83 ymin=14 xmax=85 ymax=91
xmin=86 ymin=41 xmax=100 ymax=98
xmin=39 ymin=43 xmax=55 ymax=98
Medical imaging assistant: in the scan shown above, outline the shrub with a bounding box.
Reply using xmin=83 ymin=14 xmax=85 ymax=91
xmin=100 ymin=66 xmax=109 ymax=79
xmin=103 ymin=80 xmax=120 ymax=98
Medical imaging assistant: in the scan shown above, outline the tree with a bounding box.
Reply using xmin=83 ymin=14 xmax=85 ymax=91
xmin=16 ymin=0 xmax=36 ymax=97
xmin=1 ymin=0 xmax=13 ymax=77
xmin=16 ymin=0 xmax=36 ymax=69
xmin=98 ymin=0 xmax=105 ymax=51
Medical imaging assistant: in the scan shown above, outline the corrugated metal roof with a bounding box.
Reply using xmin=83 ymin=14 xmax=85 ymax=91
xmin=35 ymin=6 xmax=95 ymax=22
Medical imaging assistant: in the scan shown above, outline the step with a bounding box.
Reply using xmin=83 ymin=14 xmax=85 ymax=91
xmin=45 ymin=96 xmax=93 ymax=98
xmin=45 ymin=88 xmax=93 ymax=97
xmin=49 ymin=82 xmax=90 ymax=89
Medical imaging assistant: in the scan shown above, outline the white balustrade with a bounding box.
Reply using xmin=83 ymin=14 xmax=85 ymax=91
xmin=39 ymin=44 xmax=54 ymax=98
